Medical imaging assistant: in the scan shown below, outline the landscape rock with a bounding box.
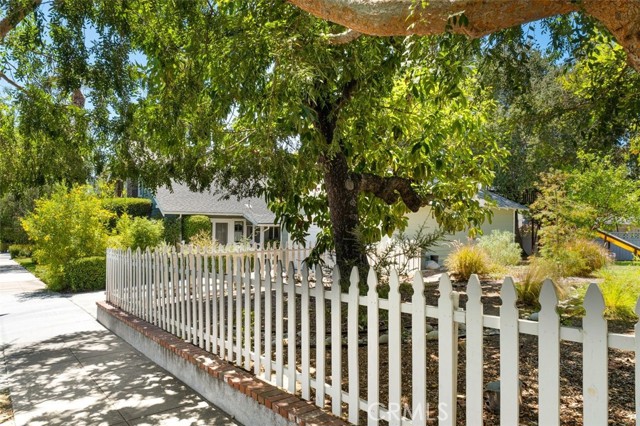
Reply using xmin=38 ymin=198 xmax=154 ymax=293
xmin=528 ymin=312 xmax=539 ymax=321
xmin=426 ymin=330 xmax=438 ymax=341
xmin=425 ymin=260 xmax=440 ymax=270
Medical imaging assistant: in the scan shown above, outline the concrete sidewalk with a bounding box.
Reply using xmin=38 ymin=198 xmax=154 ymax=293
xmin=0 ymin=254 xmax=240 ymax=426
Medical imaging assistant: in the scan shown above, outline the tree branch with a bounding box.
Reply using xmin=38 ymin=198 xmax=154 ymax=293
xmin=287 ymin=0 xmax=640 ymax=72
xmin=327 ymin=28 xmax=362 ymax=45
xmin=0 ymin=71 xmax=25 ymax=92
xmin=0 ymin=0 xmax=42 ymax=42
xmin=360 ymin=173 xmax=432 ymax=212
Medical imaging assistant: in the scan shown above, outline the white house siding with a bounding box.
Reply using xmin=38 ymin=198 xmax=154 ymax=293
xmin=401 ymin=207 xmax=516 ymax=262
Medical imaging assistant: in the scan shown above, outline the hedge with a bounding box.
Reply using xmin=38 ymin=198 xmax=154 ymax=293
xmin=66 ymin=257 xmax=106 ymax=292
xmin=8 ymin=244 xmax=33 ymax=258
xmin=102 ymin=198 xmax=152 ymax=219
xmin=183 ymin=215 xmax=212 ymax=243
xmin=163 ymin=216 xmax=182 ymax=245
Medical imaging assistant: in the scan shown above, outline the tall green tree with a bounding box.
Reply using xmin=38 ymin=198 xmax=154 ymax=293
xmin=99 ymin=2 xmax=504 ymax=283
xmin=483 ymin=31 xmax=640 ymax=204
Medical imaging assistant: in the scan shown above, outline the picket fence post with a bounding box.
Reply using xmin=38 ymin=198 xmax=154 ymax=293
xmin=500 ymin=277 xmax=520 ymax=425
xmin=226 ymin=255 xmax=234 ymax=361
xmin=412 ymin=271 xmax=427 ymax=426
xmin=254 ymin=259 xmax=263 ymax=377
xmin=235 ymin=257 xmax=242 ymax=366
xmin=287 ymin=262 xmax=297 ymax=393
xmin=347 ymin=267 xmax=360 ymax=424
xmin=465 ymin=275 xmax=484 ymax=423
xmin=438 ymin=273 xmax=457 ymax=425
xmin=366 ymin=268 xmax=380 ymax=426
xmin=315 ymin=264 xmax=326 ymax=408
xmin=204 ymin=251 xmax=211 ymax=352
xmin=388 ymin=270 xmax=401 ymax=426
xmin=538 ymin=279 xmax=560 ymax=425
xmin=244 ymin=257 xmax=252 ymax=371
xmin=300 ymin=263 xmax=311 ymax=400
xmin=264 ymin=260 xmax=273 ymax=382
xmin=212 ymin=254 xmax=219 ymax=356
xmin=275 ymin=261 xmax=284 ymax=387
xmin=330 ymin=267 xmax=342 ymax=417
xmin=583 ymin=283 xmax=608 ymax=426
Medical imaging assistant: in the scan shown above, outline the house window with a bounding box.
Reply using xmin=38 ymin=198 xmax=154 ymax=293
xmin=247 ymin=224 xmax=254 ymax=241
xmin=234 ymin=221 xmax=244 ymax=243
xmin=215 ymin=223 xmax=229 ymax=245
xmin=265 ymin=226 xmax=280 ymax=244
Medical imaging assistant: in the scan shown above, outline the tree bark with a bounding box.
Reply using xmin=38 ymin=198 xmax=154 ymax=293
xmin=321 ymin=151 xmax=369 ymax=291
xmin=288 ymin=0 xmax=640 ymax=72
xmin=0 ymin=0 xmax=42 ymax=42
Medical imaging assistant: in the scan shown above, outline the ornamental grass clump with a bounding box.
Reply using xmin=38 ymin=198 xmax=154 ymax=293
xmin=588 ymin=267 xmax=640 ymax=321
xmin=515 ymin=257 xmax=565 ymax=307
xmin=445 ymin=242 xmax=491 ymax=281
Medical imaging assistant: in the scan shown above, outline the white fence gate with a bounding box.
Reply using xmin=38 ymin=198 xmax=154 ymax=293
xmin=105 ymin=246 xmax=638 ymax=425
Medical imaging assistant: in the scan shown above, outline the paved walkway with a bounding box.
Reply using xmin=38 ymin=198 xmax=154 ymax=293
xmin=0 ymin=254 xmax=240 ymax=426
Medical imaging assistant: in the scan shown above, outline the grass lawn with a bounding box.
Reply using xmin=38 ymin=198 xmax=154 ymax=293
xmin=14 ymin=257 xmax=37 ymax=275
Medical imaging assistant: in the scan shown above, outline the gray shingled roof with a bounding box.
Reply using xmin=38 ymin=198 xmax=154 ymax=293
xmin=154 ymin=181 xmax=276 ymax=225
xmin=477 ymin=189 xmax=528 ymax=210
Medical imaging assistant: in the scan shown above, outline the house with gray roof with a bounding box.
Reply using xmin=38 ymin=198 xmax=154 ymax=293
xmin=152 ymin=181 xmax=282 ymax=246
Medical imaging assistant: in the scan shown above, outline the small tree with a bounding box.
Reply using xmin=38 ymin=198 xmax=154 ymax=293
xmin=21 ymin=184 xmax=113 ymax=289
xmin=531 ymin=171 xmax=591 ymax=258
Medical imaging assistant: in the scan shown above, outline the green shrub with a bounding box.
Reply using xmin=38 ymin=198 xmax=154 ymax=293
xmin=561 ymin=239 xmax=610 ymax=276
xmin=66 ymin=257 xmax=106 ymax=292
xmin=477 ymin=230 xmax=522 ymax=267
xmin=188 ymin=229 xmax=215 ymax=249
xmin=183 ymin=215 xmax=212 ymax=243
xmin=102 ymin=198 xmax=152 ymax=228
xmin=8 ymin=244 xmax=33 ymax=258
xmin=21 ymin=184 xmax=112 ymax=289
xmin=445 ymin=242 xmax=491 ymax=281
xmin=112 ymin=215 xmax=164 ymax=250
xmin=515 ymin=257 xmax=564 ymax=307
xmin=553 ymin=248 xmax=588 ymax=278
xmin=163 ymin=216 xmax=182 ymax=244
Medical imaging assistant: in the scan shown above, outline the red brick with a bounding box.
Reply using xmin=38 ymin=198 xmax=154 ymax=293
xmin=264 ymin=391 xmax=291 ymax=409
xmin=258 ymin=388 xmax=284 ymax=405
xmin=273 ymin=396 xmax=299 ymax=416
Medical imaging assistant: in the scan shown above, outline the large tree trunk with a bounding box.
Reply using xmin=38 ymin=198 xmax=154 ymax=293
xmin=322 ymin=151 xmax=369 ymax=291
xmin=288 ymin=0 xmax=640 ymax=72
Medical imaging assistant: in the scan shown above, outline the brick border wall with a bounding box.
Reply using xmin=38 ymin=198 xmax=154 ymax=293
xmin=96 ymin=301 xmax=349 ymax=426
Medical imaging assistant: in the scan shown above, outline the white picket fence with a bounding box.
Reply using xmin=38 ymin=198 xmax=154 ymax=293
xmin=105 ymin=246 xmax=639 ymax=425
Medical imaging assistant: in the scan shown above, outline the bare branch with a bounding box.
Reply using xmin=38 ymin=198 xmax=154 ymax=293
xmin=0 ymin=0 xmax=42 ymax=42
xmin=327 ymin=28 xmax=362 ymax=45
